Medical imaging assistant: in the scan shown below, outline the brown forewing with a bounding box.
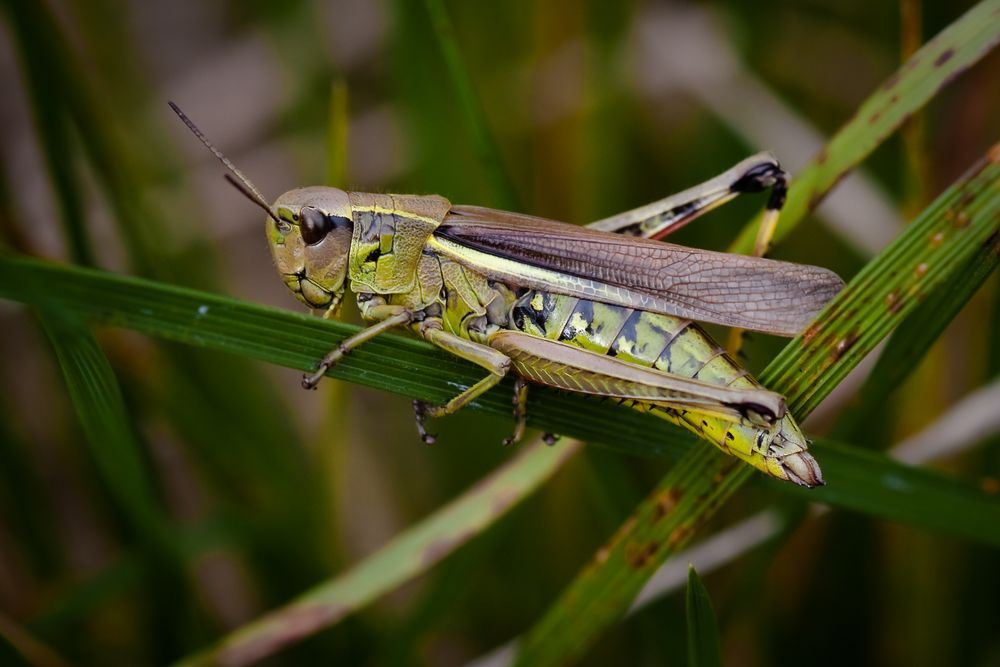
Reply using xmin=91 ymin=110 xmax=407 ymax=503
xmin=437 ymin=205 xmax=844 ymax=336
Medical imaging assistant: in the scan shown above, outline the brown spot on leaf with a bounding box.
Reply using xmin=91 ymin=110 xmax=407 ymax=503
xmin=914 ymin=262 xmax=928 ymax=278
xmin=627 ymin=541 xmax=661 ymax=569
xmin=807 ymin=192 xmax=824 ymax=213
xmin=619 ymin=516 xmax=638 ymax=537
xmin=667 ymin=525 xmax=693 ymax=549
xmin=881 ymin=72 xmax=900 ymax=90
xmin=652 ymin=489 xmax=682 ymax=521
xmin=830 ymin=332 xmax=860 ymax=362
xmin=954 ymin=211 xmax=970 ymax=228
xmin=801 ymin=322 xmax=822 ymax=344
xmin=934 ymin=48 xmax=955 ymax=66
xmin=930 ymin=231 xmax=945 ymax=247
xmin=869 ymin=109 xmax=882 ymax=124
xmin=989 ymin=142 xmax=1000 ymax=163
xmin=885 ymin=289 xmax=901 ymax=312
xmin=981 ymin=477 xmax=999 ymax=494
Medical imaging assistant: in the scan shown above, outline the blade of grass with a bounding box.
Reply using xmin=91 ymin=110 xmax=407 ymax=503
xmin=2 ymin=0 xmax=94 ymax=266
xmin=326 ymin=77 xmax=349 ymax=187
xmin=776 ymin=437 xmax=1000 ymax=536
xmin=38 ymin=310 xmax=172 ymax=552
xmin=422 ymin=0 xmax=520 ymax=209
xmin=509 ymin=145 xmax=1000 ymax=666
xmin=686 ymin=566 xmax=722 ymax=667
xmin=2 ymin=252 xmax=1000 ymax=539
xmin=765 ymin=145 xmax=1000 ymax=417
xmin=35 ymin=307 xmax=202 ymax=658
xmin=835 ymin=236 xmax=1000 ymax=436
xmin=174 ymin=439 xmax=582 ymax=667
xmin=728 ymin=0 xmax=1000 ymax=254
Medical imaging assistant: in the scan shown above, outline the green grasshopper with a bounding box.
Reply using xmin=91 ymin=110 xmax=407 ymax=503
xmin=172 ymin=103 xmax=842 ymax=487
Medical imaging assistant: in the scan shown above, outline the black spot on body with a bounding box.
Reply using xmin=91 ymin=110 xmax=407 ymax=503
xmin=610 ymin=310 xmax=641 ymax=358
xmin=576 ymin=300 xmax=595 ymax=331
xmin=331 ymin=214 xmax=352 ymax=230
xmin=511 ymin=291 xmax=550 ymax=333
xmin=356 ymin=211 xmax=379 ymax=242
xmin=560 ymin=299 xmax=595 ymax=341
xmin=667 ymin=201 xmax=697 ymax=219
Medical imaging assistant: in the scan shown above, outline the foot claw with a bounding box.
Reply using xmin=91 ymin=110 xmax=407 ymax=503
xmin=301 ymin=367 xmax=326 ymax=390
xmin=412 ymin=400 xmax=438 ymax=445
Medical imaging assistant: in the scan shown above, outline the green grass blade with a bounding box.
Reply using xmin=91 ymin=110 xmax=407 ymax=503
xmin=38 ymin=310 xmax=171 ymax=550
xmin=514 ymin=449 xmax=752 ymax=667
xmin=510 ymin=145 xmax=1000 ymax=667
xmin=0 ymin=255 xmax=699 ymax=460
xmin=728 ymin=0 xmax=1000 ymax=254
xmin=764 ymin=145 xmax=1000 ymax=416
xmin=686 ymin=566 xmax=722 ymax=667
xmin=780 ymin=439 xmax=1000 ymax=546
xmin=837 ymin=237 xmax=1000 ymax=436
xmin=1 ymin=253 xmax=999 ymax=539
xmin=421 ymin=0 xmax=520 ymax=209
xmin=326 ymin=77 xmax=349 ymax=187
xmin=174 ymin=440 xmax=581 ymax=667
xmin=2 ymin=0 xmax=94 ymax=266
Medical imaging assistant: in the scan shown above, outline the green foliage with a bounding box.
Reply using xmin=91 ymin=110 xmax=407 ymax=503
xmin=1 ymin=0 xmax=999 ymax=665
xmin=686 ymin=566 xmax=722 ymax=667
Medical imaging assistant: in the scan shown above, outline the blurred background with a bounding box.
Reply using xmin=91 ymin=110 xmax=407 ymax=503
xmin=1 ymin=0 xmax=999 ymax=665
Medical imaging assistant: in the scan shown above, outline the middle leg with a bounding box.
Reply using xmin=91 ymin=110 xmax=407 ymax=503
xmin=411 ymin=322 xmax=512 ymax=444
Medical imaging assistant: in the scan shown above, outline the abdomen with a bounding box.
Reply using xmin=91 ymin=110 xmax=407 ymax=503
xmin=507 ymin=290 xmax=816 ymax=484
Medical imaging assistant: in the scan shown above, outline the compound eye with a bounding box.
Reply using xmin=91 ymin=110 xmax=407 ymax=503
xmin=300 ymin=206 xmax=333 ymax=245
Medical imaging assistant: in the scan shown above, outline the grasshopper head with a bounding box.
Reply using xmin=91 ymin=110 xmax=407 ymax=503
xmin=166 ymin=103 xmax=355 ymax=315
xmin=269 ymin=186 xmax=354 ymax=314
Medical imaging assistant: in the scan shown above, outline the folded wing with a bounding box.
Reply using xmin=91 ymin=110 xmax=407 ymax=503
xmin=438 ymin=205 xmax=844 ymax=336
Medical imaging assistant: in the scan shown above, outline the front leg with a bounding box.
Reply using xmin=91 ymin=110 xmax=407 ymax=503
xmin=411 ymin=321 xmax=512 ymax=444
xmin=302 ymin=300 xmax=412 ymax=389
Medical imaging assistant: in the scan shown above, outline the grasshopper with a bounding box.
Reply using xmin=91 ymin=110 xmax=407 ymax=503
xmin=171 ymin=103 xmax=842 ymax=487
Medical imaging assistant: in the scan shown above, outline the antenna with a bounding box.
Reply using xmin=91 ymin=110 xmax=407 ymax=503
xmin=168 ymin=101 xmax=280 ymax=223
